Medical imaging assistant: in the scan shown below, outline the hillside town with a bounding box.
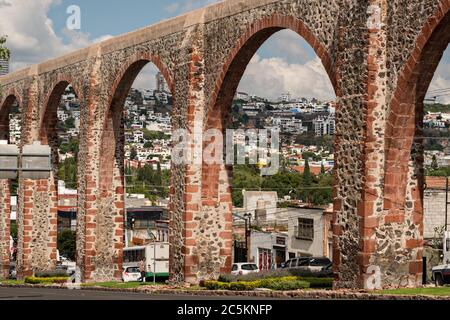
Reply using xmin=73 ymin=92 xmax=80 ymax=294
xmin=4 ymin=71 xmax=449 ymax=279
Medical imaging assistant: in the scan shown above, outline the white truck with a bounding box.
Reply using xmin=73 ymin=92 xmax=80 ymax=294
xmin=432 ymin=231 xmax=450 ymax=286
xmin=123 ymin=243 xmax=170 ymax=279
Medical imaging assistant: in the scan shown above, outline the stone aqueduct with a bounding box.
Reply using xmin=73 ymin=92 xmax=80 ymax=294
xmin=0 ymin=0 xmax=449 ymax=289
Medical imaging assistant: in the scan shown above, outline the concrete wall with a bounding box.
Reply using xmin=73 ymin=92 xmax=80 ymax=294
xmin=287 ymin=208 xmax=325 ymax=258
xmin=424 ymin=190 xmax=447 ymax=239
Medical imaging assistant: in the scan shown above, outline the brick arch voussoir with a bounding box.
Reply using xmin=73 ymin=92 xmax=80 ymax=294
xmin=42 ymin=74 xmax=83 ymax=111
xmin=97 ymin=52 xmax=174 ymax=195
xmin=207 ymin=13 xmax=336 ymax=129
xmin=108 ymin=52 xmax=174 ymax=110
xmin=39 ymin=75 xmax=83 ymax=139
xmin=0 ymin=87 xmax=23 ymax=112
xmin=384 ymin=0 xmax=450 ymax=211
xmin=0 ymin=88 xmax=23 ymax=140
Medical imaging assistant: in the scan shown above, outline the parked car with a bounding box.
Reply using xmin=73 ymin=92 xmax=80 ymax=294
xmin=282 ymin=257 xmax=333 ymax=276
xmin=431 ymin=232 xmax=450 ymax=287
xmin=231 ymin=263 xmax=260 ymax=276
xmin=122 ymin=266 xmax=141 ymax=283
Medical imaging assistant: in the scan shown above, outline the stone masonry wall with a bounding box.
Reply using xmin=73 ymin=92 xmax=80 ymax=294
xmin=0 ymin=180 xmax=10 ymax=280
xmin=1 ymin=0 xmax=447 ymax=288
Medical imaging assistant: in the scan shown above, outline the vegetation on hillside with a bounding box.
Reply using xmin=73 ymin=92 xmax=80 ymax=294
xmin=232 ymin=164 xmax=333 ymax=207
xmin=425 ymin=103 xmax=450 ymax=114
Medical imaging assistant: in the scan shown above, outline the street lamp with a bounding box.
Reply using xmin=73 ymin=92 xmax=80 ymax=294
xmin=244 ymin=213 xmax=252 ymax=263
xmin=21 ymin=141 xmax=52 ymax=180
xmin=0 ymin=142 xmax=19 ymax=179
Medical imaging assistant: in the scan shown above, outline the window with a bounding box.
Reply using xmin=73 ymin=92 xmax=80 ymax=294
xmin=310 ymin=258 xmax=332 ymax=267
xmin=298 ymin=258 xmax=310 ymax=266
xmin=289 ymin=259 xmax=298 ymax=268
xmin=446 ymin=238 xmax=450 ymax=252
xmin=241 ymin=264 xmax=258 ymax=271
xmin=123 ymin=248 xmax=145 ymax=263
xmin=232 ymin=265 xmax=238 ymax=272
xmin=296 ymin=218 xmax=314 ymax=240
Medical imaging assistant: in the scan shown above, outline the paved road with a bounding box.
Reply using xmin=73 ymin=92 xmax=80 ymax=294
xmin=0 ymin=287 xmax=277 ymax=300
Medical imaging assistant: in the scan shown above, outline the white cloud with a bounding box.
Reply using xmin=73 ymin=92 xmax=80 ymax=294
xmin=428 ymin=59 xmax=450 ymax=104
xmin=0 ymin=0 xmax=112 ymax=71
xmin=132 ymin=64 xmax=159 ymax=91
xmin=237 ymin=54 xmax=335 ymax=101
xmin=259 ymin=29 xmax=311 ymax=64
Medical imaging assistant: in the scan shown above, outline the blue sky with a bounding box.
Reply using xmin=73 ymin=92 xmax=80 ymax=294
xmin=0 ymin=0 xmax=448 ymax=102
xmin=48 ymin=0 xmax=186 ymax=40
xmin=47 ymin=0 xmax=317 ymax=62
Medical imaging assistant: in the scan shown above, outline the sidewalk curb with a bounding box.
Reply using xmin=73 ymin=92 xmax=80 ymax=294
xmin=1 ymin=283 xmax=450 ymax=300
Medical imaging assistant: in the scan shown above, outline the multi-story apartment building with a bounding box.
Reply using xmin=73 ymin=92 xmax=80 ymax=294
xmin=313 ymin=115 xmax=336 ymax=136
xmin=0 ymin=58 xmax=9 ymax=76
xmin=272 ymin=117 xmax=307 ymax=135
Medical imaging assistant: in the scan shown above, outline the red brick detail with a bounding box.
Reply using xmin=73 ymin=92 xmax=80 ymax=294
xmin=107 ymin=53 xmax=174 ymax=115
xmin=384 ymin=2 xmax=450 ymax=213
xmin=206 ymin=13 xmax=336 ymax=149
xmin=18 ymin=179 xmax=58 ymax=279
xmin=0 ymin=91 xmax=23 ymax=141
xmin=208 ymin=14 xmax=336 ymax=117
xmin=204 ymin=13 xmax=336 ymax=214
xmin=0 ymin=180 xmax=11 ymax=280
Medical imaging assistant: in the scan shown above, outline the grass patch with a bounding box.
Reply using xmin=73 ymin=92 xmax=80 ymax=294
xmin=82 ymin=281 xmax=165 ymax=289
xmin=375 ymin=287 xmax=450 ymax=297
xmin=0 ymin=280 xmax=25 ymax=285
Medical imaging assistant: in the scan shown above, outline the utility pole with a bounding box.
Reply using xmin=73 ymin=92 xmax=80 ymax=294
xmin=446 ymin=177 xmax=449 ymax=232
xmin=124 ymin=169 xmax=134 ymax=248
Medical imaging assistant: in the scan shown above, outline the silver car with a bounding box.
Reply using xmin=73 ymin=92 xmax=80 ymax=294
xmin=231 ymin=263 xmax=260 ymax=276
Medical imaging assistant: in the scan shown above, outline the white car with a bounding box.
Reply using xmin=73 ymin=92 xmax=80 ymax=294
xmin=231 ymin=263 xmax=260 ymax=276
xmin=122 ymin=266 xmax=141 ymax=283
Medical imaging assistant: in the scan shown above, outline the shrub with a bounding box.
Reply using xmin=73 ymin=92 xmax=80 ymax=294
xmin=263 ymin=280 xmax=310 ymax=291
xmin=25 ymin=277 xmax=69 ymax=284
xmin=218 ymin=269 xmax=332 ymax=283
xmin=35 ymin=271 xmax=68 ymax=278
xmin=203 ymin=277 xmax=312 ymax=291
xmin=301 ymin=277 xmax=333 ymax=289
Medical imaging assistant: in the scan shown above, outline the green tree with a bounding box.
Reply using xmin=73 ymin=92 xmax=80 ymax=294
xmin=144 ymin=141 xmax=153 ymax=148
xmin=0 ymin=36 xmax=10 ymax=93
xmin=58 ymin=157 xmax=77 ymax=189
xmin=0 ymin=36 xmax=10 ymax=63
xmin=10 ymin=221 xmax=17 ymax=241
xmin=58 ymin=229 xmax=76 ymax=261
xmin=431 ymin=155 xmax=439 ymax=171
xmin=130 ymin=148 xmax=138 ymax=160
xmin=64 ymin=117 xmax=76 ymax=129
xmin=302 ymin=159 xmax=312 ymax=203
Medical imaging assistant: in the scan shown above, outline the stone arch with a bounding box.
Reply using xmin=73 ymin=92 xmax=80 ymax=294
xmin=77 ymin=51 xmax=174 ymax=282
xmin=99 ymin=53 xmax=174 ymax=195
xmin=39 ymin=79 xmax=81 ymax=144
xmin=207 ymin=14 xmax=337 ymax=126
xmin=0 ymin=93 xmax=21 ymax=141
xmin=384 ymin=2 xmax=450 ymax=216
xmin=197 ymin=14 xmax=337 ymax=276
xmin=202 ymin=14 xmax=337 ymax=200
xmin=0 ymin=91 xmax=21 ymax=280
